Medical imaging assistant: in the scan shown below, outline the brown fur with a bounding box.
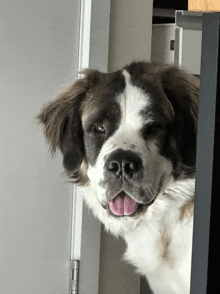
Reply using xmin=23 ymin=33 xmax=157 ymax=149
xmin=37 ymin=79 xmax=87 ymax=154
xmin=36 ymin=69 xmax=100 ymax=154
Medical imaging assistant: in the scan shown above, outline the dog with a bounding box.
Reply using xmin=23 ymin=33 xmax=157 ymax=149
xmin=37 ymin=62 xmax=199 ymax=294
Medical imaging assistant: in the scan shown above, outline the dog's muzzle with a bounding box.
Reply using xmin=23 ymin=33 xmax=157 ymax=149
xmin=103 ymin=149 xmax=147 ymax=217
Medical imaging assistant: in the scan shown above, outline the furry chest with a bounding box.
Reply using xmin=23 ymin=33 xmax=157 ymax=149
xmin=123 ymin=218 xmax=193 ymax=294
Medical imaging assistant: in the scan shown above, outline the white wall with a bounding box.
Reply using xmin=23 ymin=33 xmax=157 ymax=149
xmin=108 ymin=0 xmax=153 ymax=72
xmin=0 ymin=1 xmax=80 ymax=293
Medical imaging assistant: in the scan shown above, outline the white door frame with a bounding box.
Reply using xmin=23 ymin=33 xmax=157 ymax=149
xmin=70 ymin=1 xmax=111 ymax=293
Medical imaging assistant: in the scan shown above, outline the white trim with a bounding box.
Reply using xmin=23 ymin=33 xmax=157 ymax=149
xmin=78 ymin=0 xmax=92 ymax=73
xmin=71 ymin=186 xmax=83 ymax=261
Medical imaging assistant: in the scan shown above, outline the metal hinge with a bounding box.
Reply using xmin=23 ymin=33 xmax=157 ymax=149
xmin=71 ymin=260 xmax=80 ymax=294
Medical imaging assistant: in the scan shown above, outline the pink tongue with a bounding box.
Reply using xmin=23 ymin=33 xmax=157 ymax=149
xmin=109 ymin=195 xmax=137 ymax=216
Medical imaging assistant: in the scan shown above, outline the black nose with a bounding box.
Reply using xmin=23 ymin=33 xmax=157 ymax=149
xmin=106 ymin=149 xmax=143 ymax=179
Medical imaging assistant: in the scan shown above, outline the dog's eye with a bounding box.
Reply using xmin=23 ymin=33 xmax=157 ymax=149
xmin=91 ymin=124 xmax=106 ymax=134
xmin=143 ymin=123 xmax=164 ymax=138
xmin=148 ymin=124 xmax=164 ymax=133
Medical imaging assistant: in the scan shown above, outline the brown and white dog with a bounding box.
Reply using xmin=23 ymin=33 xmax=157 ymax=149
xmin=37 ymin=62 xmax=199 ymax=294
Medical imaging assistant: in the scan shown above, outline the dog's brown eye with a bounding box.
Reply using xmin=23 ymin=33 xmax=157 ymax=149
xmin=149 ymin=124 xmax=164 ymax=133
xmin=143 ymin=123 xmax=164 ymax=139
xmin=92 ymin=124 xmax=106 ymax=134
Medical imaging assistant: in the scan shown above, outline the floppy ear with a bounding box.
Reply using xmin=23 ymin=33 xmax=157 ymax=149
xmin=160 ymin=67 xmax=200 ymax=172
xmin=37 ymin=72 xmax=96 ymax=183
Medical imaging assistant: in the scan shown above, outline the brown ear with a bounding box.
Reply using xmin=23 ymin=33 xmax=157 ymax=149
xmin=160 ymin=66 xmax=200 ymax=171
xmin=37 ymin=69 xmax=101 ymax=183
xmin=37 ymin=74 xmax=92 ymax=181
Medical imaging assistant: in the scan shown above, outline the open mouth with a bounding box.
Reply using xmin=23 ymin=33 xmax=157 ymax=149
xmin=108 ymin=191 xmax=156 ymax=217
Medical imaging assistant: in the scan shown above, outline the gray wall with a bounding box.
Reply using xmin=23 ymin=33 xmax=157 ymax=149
xmin=0 ymin=1 xmax=80 ymax=293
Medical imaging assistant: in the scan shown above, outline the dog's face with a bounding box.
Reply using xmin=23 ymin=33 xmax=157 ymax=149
xmin=82 ymin=69 xmax=176 ymax=218
xmin=38 ymin=62 xmax=199 ymax=223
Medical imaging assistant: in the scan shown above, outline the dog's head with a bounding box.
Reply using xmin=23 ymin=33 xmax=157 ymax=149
xmin=37 ymin=62 xmax=199 ymax=224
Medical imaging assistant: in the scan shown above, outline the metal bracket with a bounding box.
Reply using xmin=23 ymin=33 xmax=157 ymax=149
xmin=176 ymin=10 xmax=203 ymax=31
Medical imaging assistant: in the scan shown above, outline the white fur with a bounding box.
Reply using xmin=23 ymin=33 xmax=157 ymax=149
xmin=83 ymin=177 xmax=194 ymax=294
xmin=83 ymin=71 xmax=194 ymax=294
xmin=123 ymin=179 xmax=194 ymax=294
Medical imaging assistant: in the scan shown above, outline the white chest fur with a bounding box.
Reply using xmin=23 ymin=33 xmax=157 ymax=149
xmin=84 ymin=174 xmax=195 ymax=294
xmin=123 ymin=206 xmax=193 ymax=294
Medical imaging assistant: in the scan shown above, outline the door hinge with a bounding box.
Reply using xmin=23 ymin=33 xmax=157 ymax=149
xmin=71 ymin=260 xmax=80 ymax=294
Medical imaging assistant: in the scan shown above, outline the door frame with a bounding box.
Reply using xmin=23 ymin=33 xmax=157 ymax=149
xmin=70 ymin=1 xmax=111 ymax=293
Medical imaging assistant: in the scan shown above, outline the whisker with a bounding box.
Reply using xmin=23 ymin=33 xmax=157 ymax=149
xmin=149 ymin=183 xmax=157 ymax=195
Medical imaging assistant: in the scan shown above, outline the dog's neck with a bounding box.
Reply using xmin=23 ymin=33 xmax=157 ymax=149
xmin=122 ymin=178 xmax=195 ymax=294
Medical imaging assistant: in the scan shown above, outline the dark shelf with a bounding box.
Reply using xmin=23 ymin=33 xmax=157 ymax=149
xmin=153 ymin=16 xmax=175 ymax=24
